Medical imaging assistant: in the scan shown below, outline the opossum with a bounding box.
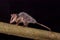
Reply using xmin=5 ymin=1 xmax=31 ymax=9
xmin=10 ymin=12 xmax=51 ymax=31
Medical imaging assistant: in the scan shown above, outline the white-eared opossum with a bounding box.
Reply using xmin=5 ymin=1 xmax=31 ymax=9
xmin=10 ymin=12 xmax=51 ymax=31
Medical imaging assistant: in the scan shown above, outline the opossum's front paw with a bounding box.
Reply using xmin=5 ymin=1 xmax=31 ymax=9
xmin=23 ymin=25 xmax=27 ymax=27
xmin=16 ymin=24 xmax=19 ymax=26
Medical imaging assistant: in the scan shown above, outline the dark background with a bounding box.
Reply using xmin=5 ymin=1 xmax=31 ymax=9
xmin=0 ymin=0 xmax=60 ymax=40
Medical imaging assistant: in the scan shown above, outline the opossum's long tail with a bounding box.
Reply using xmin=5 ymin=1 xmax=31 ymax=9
xmin=36 ymin=23 xmax=51 ymax=31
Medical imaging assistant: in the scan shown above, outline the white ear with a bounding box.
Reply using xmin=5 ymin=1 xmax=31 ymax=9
xmin=11 ymin=14 xmax=16 ymax=16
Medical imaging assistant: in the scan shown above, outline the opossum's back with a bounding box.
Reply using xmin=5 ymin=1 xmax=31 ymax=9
xmin=18 ymin=12 xmax=37 ymax=23
xmin=18 ymin=12 xmax=30 ymax=17
xmin=25 ymin=17 xmax=37 ymax=23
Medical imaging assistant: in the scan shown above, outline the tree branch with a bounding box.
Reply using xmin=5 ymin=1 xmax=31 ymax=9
xmin=0 ymin=22 xmax=60 ymax=40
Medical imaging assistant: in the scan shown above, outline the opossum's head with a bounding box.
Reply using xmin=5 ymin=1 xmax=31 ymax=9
xmin=10 ymin=14 xmax=17 ymax=23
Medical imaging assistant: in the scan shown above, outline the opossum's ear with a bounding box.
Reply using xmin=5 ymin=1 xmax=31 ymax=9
xmin=11 ymin=14 xmax=16 ymax=16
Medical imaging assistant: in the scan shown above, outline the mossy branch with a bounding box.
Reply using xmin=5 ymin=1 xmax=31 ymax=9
xmin=0 ymin=22 xmax=60 ymax=40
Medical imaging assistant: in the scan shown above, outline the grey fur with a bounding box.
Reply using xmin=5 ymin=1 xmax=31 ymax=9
xmin=18 ymin=12 xmax=37 ymax=23
xmin=10 ymin=12 xmax=51 ymax=31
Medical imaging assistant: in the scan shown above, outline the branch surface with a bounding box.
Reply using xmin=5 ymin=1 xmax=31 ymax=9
xmin=0 ymin=22 xmax=60 ymax=40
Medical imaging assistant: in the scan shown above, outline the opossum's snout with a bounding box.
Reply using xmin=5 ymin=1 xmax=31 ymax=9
xmin=10 ymin=19 xmax=15 ymax=23
xmin=10 ymin=17 xmax=17 ymax=24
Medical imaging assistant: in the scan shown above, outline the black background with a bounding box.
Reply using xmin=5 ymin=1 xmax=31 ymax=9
xmin=0 ymin=0 xmax=60 ymax=40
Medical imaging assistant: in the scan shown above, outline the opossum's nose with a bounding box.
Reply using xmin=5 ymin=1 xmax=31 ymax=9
xmin=10 ymin=19 xmax=15 ymax=23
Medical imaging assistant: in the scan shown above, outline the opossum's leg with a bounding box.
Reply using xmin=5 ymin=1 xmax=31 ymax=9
xmin=16 ymin=21 xmax=20 ymax=25
xmin=23 ymin=22 xmax=28 ymax=27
